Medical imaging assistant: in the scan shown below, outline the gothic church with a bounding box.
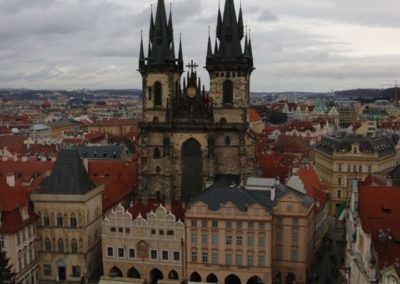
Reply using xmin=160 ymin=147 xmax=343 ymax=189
xmin=137 ymin=0 xmax=256 ymax=202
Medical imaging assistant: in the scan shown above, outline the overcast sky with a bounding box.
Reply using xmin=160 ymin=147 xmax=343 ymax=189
xmin=1 ymin=0 xmax=400 ymax=92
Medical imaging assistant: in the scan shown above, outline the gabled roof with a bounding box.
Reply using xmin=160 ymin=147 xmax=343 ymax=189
xmin=298 ymin=165 xmax=328 ymax=209
xmin=39 ymin=149 xmax=96 ymax=195
xmin=358 ymin=184 xmax=400 ymax=268
xmin=189 ymin=175 xmax=313 ymax=212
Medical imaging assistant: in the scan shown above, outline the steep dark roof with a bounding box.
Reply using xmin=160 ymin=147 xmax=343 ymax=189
xmin=39 ymin=149 xmax=96 ymax=195
xmin=206 ymin=0 xmax=253 ymax=71
xmin=139 ymin=0 xmax=183 ymax=73
xmin=315 ymin=135 xmax=396 ymax=157
xmin=189 ymin=175 xmax=313 ymax=212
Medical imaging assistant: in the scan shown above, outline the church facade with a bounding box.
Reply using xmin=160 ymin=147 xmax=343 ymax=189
xmin=137 ymin=0 xmax=257 ymax=202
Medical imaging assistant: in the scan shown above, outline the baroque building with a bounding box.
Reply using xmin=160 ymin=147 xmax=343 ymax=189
xmin=137 ymin=0 xmax=256 ymax=202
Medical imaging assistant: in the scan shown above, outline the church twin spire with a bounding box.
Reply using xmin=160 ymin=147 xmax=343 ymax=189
xmin=139 ymin=0 xmax=183 ymax=73
xmin=139 ymin=0 xmax=253 ymax=72
xmin=207 ymin=0 xmax=253 ymax=71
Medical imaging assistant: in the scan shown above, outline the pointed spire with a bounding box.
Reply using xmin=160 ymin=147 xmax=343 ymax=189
xmin=147 ymin=41 xmax=152 ymax=61
xmin=139 ymin=30 xmax=145 ymax=66
xmin=218 ymin=0 xmax=242 ymax=61
xmin=149 ymin=5 xmax=155 ymax=42
xmin=238 ymin=1 xmax=244 ymax=39
xmin=244 ymin=27 xmax=249 ymax=57
xmin=207 ymin=26 xmax=213 ymax=58
xmin=151 ymin=0 xmax=172 ymax=65
xmin=216 ymin=0 xmax=223 ymax=39
xmin=168 ymin=3 xmax=174 ymax=43
xmin=214 ymin=38 xmax=219 ymax=54
xmin=178 ymin=33 xmax=183 ymax=65
xmin=248 ymin=28 xmax=253 ymax=59
xmin=170 ymin=40 xmax=175 ymax=60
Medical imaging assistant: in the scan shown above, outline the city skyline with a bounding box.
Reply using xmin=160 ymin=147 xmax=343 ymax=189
xmin=0 ymin=0 xmax=399 ymax=92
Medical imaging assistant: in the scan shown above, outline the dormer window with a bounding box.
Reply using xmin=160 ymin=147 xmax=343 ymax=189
xmin=353 ymin=146 xmax=358 ymax=154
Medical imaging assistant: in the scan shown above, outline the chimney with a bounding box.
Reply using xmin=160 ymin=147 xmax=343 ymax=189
xmin=6 ymin=173 xmax=15 ymax=187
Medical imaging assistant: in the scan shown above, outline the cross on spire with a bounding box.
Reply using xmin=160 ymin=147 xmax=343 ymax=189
xmin=186 ymin=60 xmax=199 ymax=73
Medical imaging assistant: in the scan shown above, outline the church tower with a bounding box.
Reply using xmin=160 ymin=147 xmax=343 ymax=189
xmin=138 ymin=0 xmax=183 ymax=124
xmin=137 ymin=0 xmax=256 ymax=204
xmin=206 ymin=0 xmax=254 ymax=124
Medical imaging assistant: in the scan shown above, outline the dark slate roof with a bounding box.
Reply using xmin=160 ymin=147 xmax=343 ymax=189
xmin=315 ymin=135 xmax=396 ymax=157
xmin=39 ymin=149 xmax=96 ymax=195
xmin=47 ymin=119 xmax=75 ymax=128
xmin=77 ymin=145 xmax=126 ymax=160
xmin=189 ymin=175 xmax=313 ymax=212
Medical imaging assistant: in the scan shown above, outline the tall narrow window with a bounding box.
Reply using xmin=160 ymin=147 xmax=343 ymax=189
xmin=44 ymin=238 xmax=51 ymax=252
xmin=154 ymin=82 xmax=162 ymax=106
xmin=70 ymin=213 xmax=77 ymax=228
xmin=58 ymin=239 xmax=64 ymax=253
xmin=223 ymin=80 xmax=233 ymax=104
xmin=57 ymin=213 xmax=63 ymax=227
xmin=153 ymin=148 xmax=161 ymax=159
xmin=71 ymin=239 xmax=78 ymax=253
xmin=43 ymin=214 xmax=50 ymax=227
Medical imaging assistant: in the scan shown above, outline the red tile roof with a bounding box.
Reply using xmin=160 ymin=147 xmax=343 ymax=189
xmin=249 ymin=109 xmax=262 ymax=122
xmin=298 ymin=165 xmax=328 ymax=209
xmin=359 ymin=184 xmax=400 ymax=268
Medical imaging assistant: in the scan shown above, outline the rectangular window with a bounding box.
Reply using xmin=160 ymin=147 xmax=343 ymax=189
xmin=211 ymin=233 xmax=218 ymax=245
xmin=276 ymin=246 xmax=283 ymax=260
xmin=291 ymin=247 xmax=298 ymax=261
xmin=118 ymin=248 xmax=124 ymax=258
xmin=236 ymin=236 xmax=242 ymax=246
xmin=191 ymin=233 xmax=197 ymax=244
xmin=226 ymin=221 xmax=232 ymax=229
xmin=247 ymin=255 xmax=254 ymax=266
xmin=202 ymin=252 xmax=208 ymax=263
xmin=191 ymin=219 xmax=197 ymax=227
xmin=276 ymin=227 xmax=283 ymax=241
xmin=129 ymin=249 xmax=135 ymax=258
xmin=337 ymin=177 xmax=342 ymax=186
xmin=173 ymin=251 xmax=180 ymax=261
xmin=337 ymin=190 xmax=342 ymax=199
xmin=236 ymin=221 xmax=242 ymax=229
xmin=162 ymin=251 xmax=168 ymax=260
xmin=347 ymin=165 xmax=351 ymax=172
xmin=236 ymin=254 xmax=242 ymax=265
xmin=110 ymin=227 xmax=116 ymax=233
xmin=202 ymin=234 xmax=208 ymax=245
xmin=191 ymin=252 xmax=197 ymax=262
xmin=248 ymin=222 xmax=254 ymax=230
xmin=212 ymin=220 xmax=218 ymax=228
xmin=151 ymin=229 xmax=156 ymax=235
xmin=151 ymin=250 xmax=158 ymax=260
xmin=118 ymin=227 xmax=123 ymax=233
xmin=338 ymin=164 xmax=342 ymax=172
xmin=258 ymin=255 xmax=265 ymax=266
xmin=259 ymin=222 xmax=265 ymax=229
xmin=107 ymin=247 xmax=113 ymax=257
xmin=247 ymin=235 xmax=254 ymax=246
xmin=202 ymin=220 xmax=208 ymax=228
xmin=225 ymin=235 xmax=232 ymax=245
xmin=0 ymin=234 xmax=4 ymax=249
xmin=159 ymin=229 xmax=164 ymax=235
xmin=292 ymin=229 xmax=298 ymax=242
xmin=226 ymin=254 xmax=232 ymax=265
xmin=368 ymin=166 xmax=372 ymax=173
xmin=167 ymin=230 xmax=174 ymax=236
xmin=43 ymin=264 xmax=51 ymax=276
xmin=125 ymin=228 xmax=130 ymax=234
xmin=359 ymin=165 xmax=362 ymax=173
xmin=212 ymin=252 xmax=218 ymax=264
xmin=259 ymin=236 xmax=265 ymax=247
xmin=292 ymin=218 xmax=299 ymax=225
xmin=72 ymin=266 xmax=80 ymax=277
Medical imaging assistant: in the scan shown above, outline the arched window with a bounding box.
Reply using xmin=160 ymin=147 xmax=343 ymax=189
xmin=154 ymin=82 xmax=162 ymax=106
xmin=156 ymin=166 xmax=161 ymax=174
xmin=44 ymin=238 xmax=51 ymax=252
xmin=58 ymin=239 xmax=64 ymax=253
xmin=57 ymin=213 xmax=63 ymax=227
xmin=223 ymin=80 xmax=233 ymax=105
xmin=43 ymin=213 xmax=50 ymax=227
xmin=70 ymin=213 xmax=77 ymax=228
xmin=152 ymin=117 xmax=159 ymax=124
xmin=71 ymin=239 xmax=78 ymax=253
xmin=225 ymin=136 xmax=231 ymax=146
xmin=153 ymin=148 xmax=161 ymax=159
xmin=17 ymin=251 xmax=23 ymax=271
